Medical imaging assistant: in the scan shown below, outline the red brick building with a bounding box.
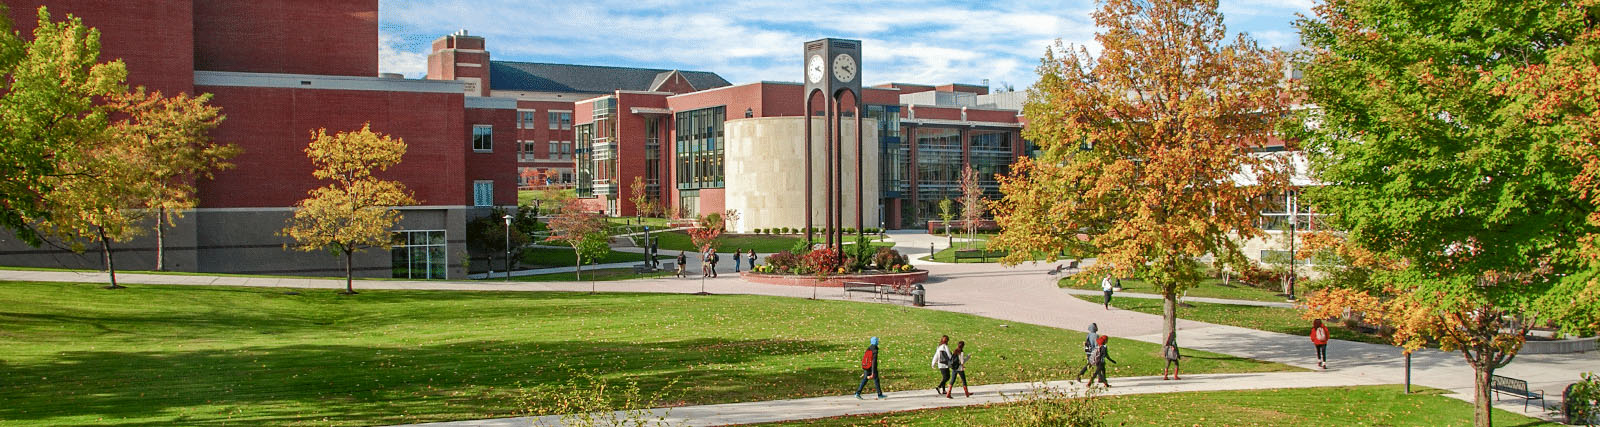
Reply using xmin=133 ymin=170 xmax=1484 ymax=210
xmin=2 ymin=1 xmax=518 ymax=279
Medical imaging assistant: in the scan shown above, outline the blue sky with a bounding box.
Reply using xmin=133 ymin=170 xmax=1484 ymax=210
xmin=378 ymin=0 xmax=1313 ymax=91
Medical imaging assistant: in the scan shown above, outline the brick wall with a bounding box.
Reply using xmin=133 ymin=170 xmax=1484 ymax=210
xmin=7 ymin=0 xmax=194 ymax=95
xmin=193 ymin=0 xmax=378 ymax=77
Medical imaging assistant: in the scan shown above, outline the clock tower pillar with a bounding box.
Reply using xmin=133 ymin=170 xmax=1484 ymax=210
xmin=802 ymin=38 xmax=863 ymax=254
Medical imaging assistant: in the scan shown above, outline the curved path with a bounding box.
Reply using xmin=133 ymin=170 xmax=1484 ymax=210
xmin=3 ymin=230 xmax=1593 ymax=425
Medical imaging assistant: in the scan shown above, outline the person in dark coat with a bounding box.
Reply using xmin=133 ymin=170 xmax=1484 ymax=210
xmin=733 ymin=249 xmax=743 ymax=273
xmin=1075 ymin=323 xmax=1099 ymax=380
xmin=945 ymin=341 xmax=970 ymax=398
xmin=675 ymin=251 xmax=688 ymax=278
xmin=1087 ymin=335 xmax=1117 ymax=387
xmin=856 ymin=337 xmax=885 ymax=399
xmin=1162 ymin=332 xmax=1181 ymax=380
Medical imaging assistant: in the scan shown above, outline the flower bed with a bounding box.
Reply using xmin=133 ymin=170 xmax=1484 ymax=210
xmin=740 ymin=269 xmax=930 ymax=287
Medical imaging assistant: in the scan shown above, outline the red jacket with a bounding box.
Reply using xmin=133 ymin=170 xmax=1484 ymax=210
xmin=1310 ymin=325 xmax=1330 ymax=345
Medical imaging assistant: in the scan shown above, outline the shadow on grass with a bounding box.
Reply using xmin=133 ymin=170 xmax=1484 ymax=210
xmin=0 ymin=337 xmax=848 ymax=425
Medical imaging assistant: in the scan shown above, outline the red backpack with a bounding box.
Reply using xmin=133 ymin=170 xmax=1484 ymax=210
xmin=860 ymin=348 xmax=875 ymax=370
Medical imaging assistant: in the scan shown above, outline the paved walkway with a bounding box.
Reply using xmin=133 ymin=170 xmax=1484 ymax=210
xmin=1059 ymin=287 xmax=1300 ymax=308
xmin=403 ymin=372 xmax=1383 ymax=427
xmin=3 ymin=229 xmax=1593 ymax=425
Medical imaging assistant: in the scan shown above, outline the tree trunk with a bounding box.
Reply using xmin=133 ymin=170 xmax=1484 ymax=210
xmin=1162 ymin=283 xmax=1178 ymax=345
xmin=99 ymin=226 xmax=123 ymax=289
xmin=342 ymin=249 xmax=356 ymax=295
xmin=155 ymin=206 xmax=166 ymax=271
xmin=1472 ymin=360 xmax=1495 ymax=427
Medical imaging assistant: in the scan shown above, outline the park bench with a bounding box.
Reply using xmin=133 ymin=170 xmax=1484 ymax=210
xmin=631 ymin=263 xmax=656 ymax=274
xmin=953 ymin=249 xmax=1008 ymax=262
xmin=1490 ymin=374 xmax=1547 ymax=411
xmin=843 ymin=281 xmax=880 ymax=300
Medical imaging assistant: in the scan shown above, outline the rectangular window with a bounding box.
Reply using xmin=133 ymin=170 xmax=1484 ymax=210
xmin=473 ymin=180 xmax=494 ymax=207
xmin=548 ymin=142 xmax=560 ymax=159
xmin=472 ymin=125 xmax=493 ymax=152
xmin=549 ymin=111 xmax=573 ymax=130
xmin=574 ymin=124 xmax=594 ymax=197
xmin=391 ymin=230 xmax=446 ymax=279
xmin=519 ymin=110 xmax=537 ymax=129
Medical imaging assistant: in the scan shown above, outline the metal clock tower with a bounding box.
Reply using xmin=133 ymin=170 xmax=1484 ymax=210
xmin=802 ymin=38 xmax=863 ymax=254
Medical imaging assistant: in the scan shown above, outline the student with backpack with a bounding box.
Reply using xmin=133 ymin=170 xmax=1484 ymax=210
xmin=931 ymin=335 xmax=952 ymax=395
xmin=1100 ymin=275 xmax=1115 ymax=310
xmin=747 ymin=249 xmax=758 ymax=270
xmin=733 ymin=249 xmax=742 ymax=273
xmin=1075 ymin=323 xmax=1099 ymax=380
xmin=675 ymin=251 xmax=688 ymax=278
xmin=945 ymin=341 xmax=971 ymax=398
xmin=1311 ymin=319 xmax=1330 ymax=369
xmin=856 ymin=337 xmax=885 ymax=399
xmin=1086 ymin=335 xmax=1117 ymax=387
xmin=709 ymin=250 xmax=720 ymax=278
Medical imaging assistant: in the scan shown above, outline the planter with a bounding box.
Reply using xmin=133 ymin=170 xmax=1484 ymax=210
xmin=740 ymin=270 xmax=929 ymax=287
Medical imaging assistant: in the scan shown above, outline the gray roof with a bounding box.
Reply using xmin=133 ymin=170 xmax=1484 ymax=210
xmin=489 ymin=61 xmax=731 ymax=94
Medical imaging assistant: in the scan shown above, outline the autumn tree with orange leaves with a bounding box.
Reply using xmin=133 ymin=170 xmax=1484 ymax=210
xmin=1289 ymin=1 xmax=1600 ymax=425
xmin=989 ymin=0 xmax=1293 ymax=344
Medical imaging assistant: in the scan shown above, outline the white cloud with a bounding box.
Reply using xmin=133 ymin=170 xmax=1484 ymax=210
xmin=378 ymin=31 xmax=428 ymax=78
xmin=377 ymin=0 xmax=1300 ymax=91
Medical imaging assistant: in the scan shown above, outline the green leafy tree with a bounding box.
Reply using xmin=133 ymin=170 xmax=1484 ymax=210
xmin=113 ymin=88 xmax=239 ymax=271
xmin=1291 ymin=1 xmax=1600 ymax=424
xmin=990 ymin=0 xmax=1292 ymax=346
xmin=0 ymin=6 xmax=127 ymax=246
xmin=937 ymin=198 xmax=955 ymax=237
xmin=32 ymin=116 xmax=149 ymax=289
xmin=281 ymin=124 xmax=417 ymax=294
xmin=467 ymin=206 xmax=531 ymax=274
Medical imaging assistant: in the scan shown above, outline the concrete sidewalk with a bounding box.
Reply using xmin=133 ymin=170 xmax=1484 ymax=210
xmin=396 ymin=371 xmax=1383 ymax=427
xmin=1059 ymin=287 xmax=1299 ymax=308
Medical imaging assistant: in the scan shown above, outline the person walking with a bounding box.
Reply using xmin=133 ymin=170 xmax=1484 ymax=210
xmin=931 ymin=335 xmax=952 ymax=395
xmin=675 ymin=251 xmax=687 ymax=278
xmin=1311 ymin=318 xmax=1330 ymax=369
xmin=1100 ymin=275 xmax=1115 ymax=310
xmin=1086 ymin=335 xmax=1117 ymax=387
xmin=733 ymin=249 xmax=743 ymax=273
xmin=1075 ymin=323 xmax=1099 ymax=381
xmin=709 ymin=250 xmax=720 ymax=278
xmin=856 ymin=337 xmax=885 ymax=400
xmin=747 ymin=249 xmax=758 ymax=271
xmin=700 ymin=248 xmax=711 ymax=278
xmin=945 ymin=341 xmax=971 ymax=398
xmin=650 ymin=240 xmax=660 ymax=269
xmin=1162 ymin=332 xmax=1181 ymax=380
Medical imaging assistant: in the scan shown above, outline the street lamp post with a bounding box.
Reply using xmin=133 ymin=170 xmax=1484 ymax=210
xmin=1287 ymin=190 xmax=1297 ymax=301
xmin=504 ymin=214 xmax=513 ymax=282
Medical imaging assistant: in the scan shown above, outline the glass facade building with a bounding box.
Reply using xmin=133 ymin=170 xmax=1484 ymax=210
xmin=675 ymin=106 xmax=725 ymax=190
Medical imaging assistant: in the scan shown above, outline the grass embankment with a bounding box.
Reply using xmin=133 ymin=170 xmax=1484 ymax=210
xmin=519 ymin=247 xmax=656 ymax=268
xmin=0 ymin=281 xmax=1294 ymax=426
xmin=1059 ymin=275 xmax=1288 ymax=303
xmin=652 ymin=230 xmax=806 ymax=253
xmin=1072 ymin=295 xmax=1388 ymax=345
xmin=759 ymin=385 xmax=1550 ymax=426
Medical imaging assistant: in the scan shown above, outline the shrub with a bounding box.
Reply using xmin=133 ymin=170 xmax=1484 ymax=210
xmin=873 ymin=247 xmax=905 ymax=270
xmin=1008 ymin=385 xmax=1105 ymax=427
xmin=789 ymin=239 xmax=813 ymax=255
xmin=801 ymin=248 xmax=841 ymax=276
xmin=844 ymin=227 xmax=855 ymax=234
xmin=1567 ymin=372 xmax=1600 ymax=424
xmin=765 ymin=251 xmax=801 ymax=274
xmin=847 ymin=235 xmax=874 ymax=271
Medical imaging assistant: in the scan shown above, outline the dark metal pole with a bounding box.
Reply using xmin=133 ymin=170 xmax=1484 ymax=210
xmin=804 ymin=94 xmax=814 ymax=247
xmin=854 ymin=97 xmax=864 ymax=239
xmin=1288 ymin=189 xmax=1297 ymax=301
xmin=833 ymin=95 xmax=844 ymax=254
xmin=825 ymin=93 xmax=835 ymax=250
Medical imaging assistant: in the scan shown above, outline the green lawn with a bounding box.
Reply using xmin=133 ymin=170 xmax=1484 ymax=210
xmin=517 ymin=189 xmax=576 ymax=207
xmin=919 ymin=240 xmax=1063 ymax=263
xmin=653 ymin=230 xmax=806 ymax=253
xmin=1073 ymin=294 xmax=1388 ymax=345
xmin=1060 ymin=275 xmax=1289 ymax=303
xmin=504 ymin=267 xmax=672 ymax=282
xmin=759 ymin=385 xmax=1550 ymax=426
xmin=0 ymin=281 xmax=1295 ymax=426
xmin=519 ymin=247 xmax=656 ymax=268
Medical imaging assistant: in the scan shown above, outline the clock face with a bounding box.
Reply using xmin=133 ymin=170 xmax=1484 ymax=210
xmin=833 ymin=53 xmax=857 ymax=83
xmin=806 ymin=54 xmax=825 ymax=84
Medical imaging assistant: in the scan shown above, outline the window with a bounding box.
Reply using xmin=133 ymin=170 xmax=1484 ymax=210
xmin=674 ymin=106 xmax=725 ymax=189
xmin=472 ymin=125 xmax=493 ymax=152
xmin=519 ymin=110 xmax=537 ymax=129
xmin=549 ymin=111 xmax=572 ymax=130
xmin=391 ymin=230 xmax=446 ymax=279
xmin=473 ymin=180 xmax=494 ymax=207
xmin=574 ymin=124 xmax=594 ymax=197
xmin=548 ymin=142 xmax=561 ymax=159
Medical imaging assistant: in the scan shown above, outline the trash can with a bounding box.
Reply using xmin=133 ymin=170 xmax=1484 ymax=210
xmin=912 ymin=284 xmax=926 ymax=307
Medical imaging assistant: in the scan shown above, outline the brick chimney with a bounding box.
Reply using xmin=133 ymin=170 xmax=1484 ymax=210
xmin=427 ymin=29 xmax=490 ymax=96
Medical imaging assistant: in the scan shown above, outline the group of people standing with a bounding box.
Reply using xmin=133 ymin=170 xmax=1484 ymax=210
xmin=672 ymin=249 xmax=758 ymax=279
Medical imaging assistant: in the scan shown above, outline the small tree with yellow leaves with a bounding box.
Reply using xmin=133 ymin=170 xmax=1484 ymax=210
xmin=281 ymin=124 xmax=416 ymax=294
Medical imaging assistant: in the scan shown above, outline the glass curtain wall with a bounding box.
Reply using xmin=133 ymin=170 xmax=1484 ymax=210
xmin=674 ymin=106 xmax=725 ymax=190
xmin=644 ymin=116 xmax=662 ymax=197
xmin=574 ymin=123 xmax=594 ymax=197
xmin=969 ymin=129 xmax=1014 ymax=199
xmin=914 ymin=127 xmax=962 ymax=225
xmin=391 ymin=230 xmax=446 ymax=279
